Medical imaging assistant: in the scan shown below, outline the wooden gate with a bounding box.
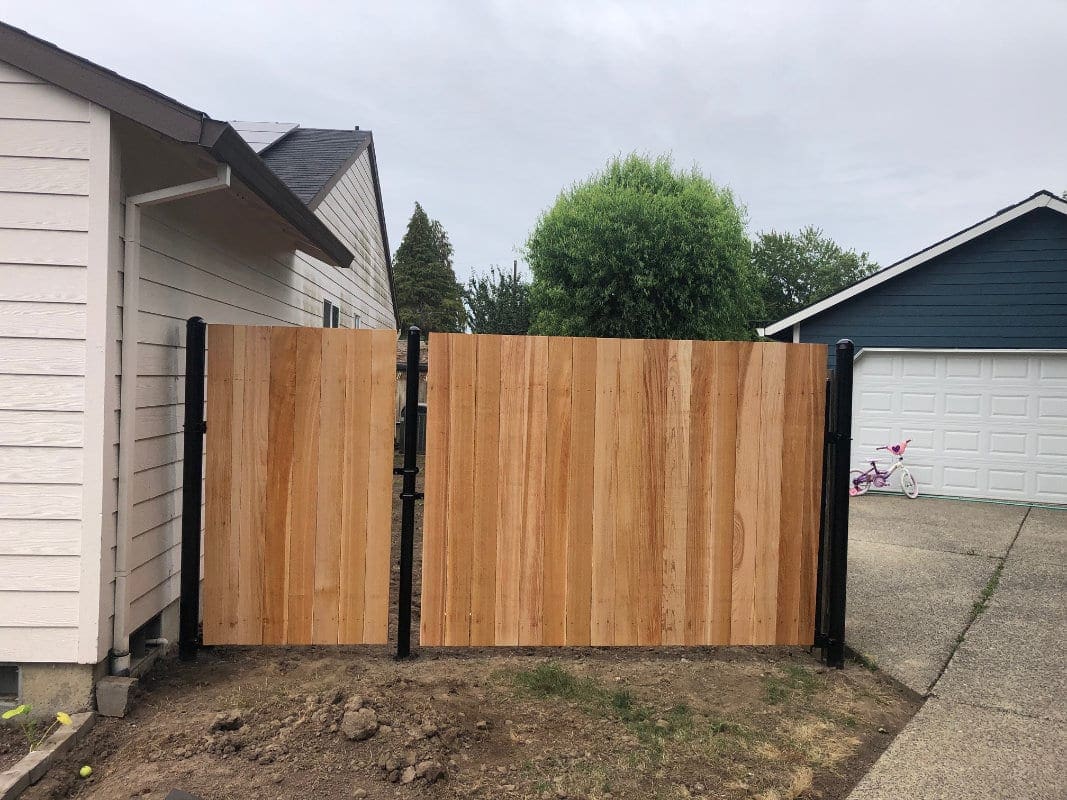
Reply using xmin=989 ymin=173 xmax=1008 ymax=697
xmin=201 ymin=325 xmax=396 ymax=645
xmin=420 ymin=335 xmax=827 ymax=647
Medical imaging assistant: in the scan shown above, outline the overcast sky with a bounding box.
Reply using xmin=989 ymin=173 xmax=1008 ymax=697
xmin=4 ymin=1 xmax=1065 ymax=281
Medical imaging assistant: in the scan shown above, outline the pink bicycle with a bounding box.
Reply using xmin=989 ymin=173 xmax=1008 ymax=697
xmin=850 ymin=439 xmax=919 ymax=499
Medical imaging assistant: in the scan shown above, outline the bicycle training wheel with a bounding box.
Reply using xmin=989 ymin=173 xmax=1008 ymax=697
xmin=900 ymin=468 xmax=919 ymax=499
xmin=849 ymin=470 xmax=871 ymax=496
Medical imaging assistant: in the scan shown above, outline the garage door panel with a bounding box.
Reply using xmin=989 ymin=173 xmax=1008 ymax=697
xmin=945 ymin=356 xmax=982 ymax=378
xmin=1036 ymin=473 xmax=1067 ymax=502
xmin=1040 ymin=359 xmax=1067 ymax=381
xmin=853 ymin=351 xmax=1067 ymax=504
xmin=901 ymin=392 xmax=936 ymax=413
xmin=1039 ymin=397 xmax=1067 ymax=419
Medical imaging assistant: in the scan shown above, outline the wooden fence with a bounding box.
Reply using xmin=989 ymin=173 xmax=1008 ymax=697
xmin=201 ymin=325 xmax=396 ymax=645
xmin=420 ymin=334 xmax=827 ymax=647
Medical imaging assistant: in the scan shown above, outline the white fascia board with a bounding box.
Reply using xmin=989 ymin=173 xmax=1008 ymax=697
xmin=854 ymin=346 xmax=1067 ymax=362
xmin=762 ymin=193 xmax=1067 ymax=337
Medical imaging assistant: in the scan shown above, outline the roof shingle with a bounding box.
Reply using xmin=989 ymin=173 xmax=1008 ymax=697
xmin=259 ymin=128 xmax=371 ymax=206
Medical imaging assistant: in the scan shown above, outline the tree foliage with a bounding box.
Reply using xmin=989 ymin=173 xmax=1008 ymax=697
xmin=464 ymin=266 xmax=532 ymax=335
xmin=753 ymin=226 xmax=878 ymax=323
xmin=392 ymin=203 xmax=465 ymax=335
xmin=525 ymin=154 xmax=761 ymax=340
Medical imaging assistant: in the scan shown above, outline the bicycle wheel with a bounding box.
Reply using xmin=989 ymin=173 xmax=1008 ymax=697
xmin=900 ymin=468 xmax=919 ymax=499
xmin=849 ymin=470 xmax=871 ymax=496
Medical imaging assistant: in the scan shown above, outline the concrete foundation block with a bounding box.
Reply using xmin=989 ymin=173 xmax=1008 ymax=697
xmin=95 ymin=676 xmax=138 ymax=718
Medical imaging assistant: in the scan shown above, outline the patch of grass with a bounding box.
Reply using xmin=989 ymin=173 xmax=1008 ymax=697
xmin=847 ymin=650 xmax=879 ymax=671
xmin=971 ymin=561 xmax=1003 ymax=618
xmin=511 ymin=664 xmax=696 ymax=759
xmin=763 ymin=665 xmax=821 ymax=706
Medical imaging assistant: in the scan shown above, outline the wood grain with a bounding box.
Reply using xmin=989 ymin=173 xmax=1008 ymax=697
xmin=202 ymin=325 xmax=394 ymax=645
xmin=444 ymin=334 xmax=476 ymax=645
xmin=363 ymin=329 xmax=395 ymax=643
xmin=543 ymin=337 xmax=572 ymax=647
xmin=420 ymin=334 xmax=451 ymax=645
xmin=565 ymin=337 xmax=596 ymax=646
xmin=590 ymin=338 xmax=620 ymax=646
xmin=469 ymin=335 xmax=502 ymax=645
xmin=731 ymin=343 xmax=762 ymax=644
xmin=202 ymin=325 xmax=234 ymax=644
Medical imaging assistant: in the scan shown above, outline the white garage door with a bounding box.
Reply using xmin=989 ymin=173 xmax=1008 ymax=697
xmin=852 ymin=350 xmax=1067 ymax=504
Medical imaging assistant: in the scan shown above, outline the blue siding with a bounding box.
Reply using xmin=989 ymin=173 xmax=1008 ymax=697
xmin=778 ymin=208 xmax=1067 ymax=365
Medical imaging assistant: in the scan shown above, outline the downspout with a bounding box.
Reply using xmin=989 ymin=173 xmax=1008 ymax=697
xmin=111 ymin=165 xmax=231 ymax=675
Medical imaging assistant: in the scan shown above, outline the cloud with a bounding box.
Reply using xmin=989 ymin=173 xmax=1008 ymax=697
xmin=4 ymin=0 xmax=1065 ymax=278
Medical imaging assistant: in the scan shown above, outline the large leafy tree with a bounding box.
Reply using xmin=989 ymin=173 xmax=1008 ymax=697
xmin=464 ymin=265 xmax=532 ymax=335
xmin=392 ymin=203 xmax=465 ymax=335
xmin=754 ymin=226 xmax=878 ymax=323
xmin=526 ymin=154 xmax=760 ymax=340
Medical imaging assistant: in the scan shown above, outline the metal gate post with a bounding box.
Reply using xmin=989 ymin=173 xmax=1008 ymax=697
xmin=179 ymin=317 xmax=207 ymax=662
xmin=825 ymin=339 xmax=855 ymax=668
xmin=395 ymin=326 xmax=422 ymax=659
xmin=813 ymin=372 xmax=833 ymax=650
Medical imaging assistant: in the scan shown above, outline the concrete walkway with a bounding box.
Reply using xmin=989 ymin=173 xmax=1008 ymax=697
xmin=845 ymin=495 xmax=1066 ymax=799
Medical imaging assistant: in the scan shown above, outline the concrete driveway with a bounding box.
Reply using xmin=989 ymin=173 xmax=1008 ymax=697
xmin=845 ymin=495 xmax=1066 ymax=799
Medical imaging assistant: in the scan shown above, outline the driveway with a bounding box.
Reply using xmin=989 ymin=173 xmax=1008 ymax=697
xmin=845 ymin=495 xmax=1066 ymax=799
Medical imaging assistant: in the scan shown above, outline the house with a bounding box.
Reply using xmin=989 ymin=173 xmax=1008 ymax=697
xmin=759 ymin=190 xmax=1067 ymax=505
xmin=0 ymin=22 xmax=397 ymax=711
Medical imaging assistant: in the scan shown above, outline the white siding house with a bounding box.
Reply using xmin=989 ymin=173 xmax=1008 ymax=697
xmin=0 ymin=23 xmax=397 ymax=710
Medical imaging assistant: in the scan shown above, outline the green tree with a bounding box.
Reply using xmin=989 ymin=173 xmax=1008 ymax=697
xmin=753 ymin=226 xmax=878 ymax=323
xmin=464 ymin=265 xmax=532 ymax=335
xmin=526 ymin=154 xmax=760 ymax=340
xmin=392 ymin=203 xmax=465 ymax=334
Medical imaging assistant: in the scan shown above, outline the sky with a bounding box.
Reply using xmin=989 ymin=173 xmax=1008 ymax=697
xmin=4 ymin=0 xmax=1066 ymax=282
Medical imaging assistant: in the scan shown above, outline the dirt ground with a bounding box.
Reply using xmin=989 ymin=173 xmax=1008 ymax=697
xmin=23 ymin=458 xmax=921 ymax=800
xmin=0 ymin=723 xmax=27 ymax=772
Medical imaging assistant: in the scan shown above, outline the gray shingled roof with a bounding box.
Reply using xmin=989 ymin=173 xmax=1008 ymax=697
xmin=259 ymin=128 xmax=371 ymax=205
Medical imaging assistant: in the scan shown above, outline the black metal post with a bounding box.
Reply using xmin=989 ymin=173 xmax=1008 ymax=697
xmin=179 ymin=317 xmax=207 ymax=662
xmin=395 ymin=326 xmax=422 ymax=659
xmin=825 ymin=339 xmax=854 ymax=668
xmin=813 ymin=372 xmax=833 ymax=649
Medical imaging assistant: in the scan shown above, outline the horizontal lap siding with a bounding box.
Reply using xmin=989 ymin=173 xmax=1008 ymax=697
xmin=790 ymin=210 xmax=1067 ymax=362
xmin=312 ymin=151 xmax=395 ymax=328
xmin=0 ymin=62 xmax=89 ymax=661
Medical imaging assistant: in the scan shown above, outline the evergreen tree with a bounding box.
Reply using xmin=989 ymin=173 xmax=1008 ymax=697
xmin=392 ymin=203 xmax=465 ymax=334
xmin=464 ymin=264 xmax=532 ymax=335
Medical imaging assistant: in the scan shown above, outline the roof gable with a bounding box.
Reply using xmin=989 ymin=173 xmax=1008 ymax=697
xmin=260 ymin=128 xmax=371 ymax=206
xmin=759 ymin=190 xmax=1067 ymax=337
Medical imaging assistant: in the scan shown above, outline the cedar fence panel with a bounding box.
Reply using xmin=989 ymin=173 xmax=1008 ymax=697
xmin=202 ymin=325 xmax=395 ymax=645
xmin=420 ymin=334 xmax=826 ymax=647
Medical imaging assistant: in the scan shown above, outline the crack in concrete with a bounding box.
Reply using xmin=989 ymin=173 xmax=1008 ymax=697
xmin=926 ymin=505 xmax=1034 ymax=694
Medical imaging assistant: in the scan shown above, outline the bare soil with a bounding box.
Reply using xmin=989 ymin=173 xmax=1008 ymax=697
xmin=22 ymin=458 xmax=921 ymax=800
xmin=0 ymin=723 xmax=27 ymax=772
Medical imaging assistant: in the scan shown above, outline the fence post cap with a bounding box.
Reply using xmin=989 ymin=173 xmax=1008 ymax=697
xmin=835 ymin=338 xmax=854 ymax=350
xmin=408 ymin=326 xmax=421 ymax=334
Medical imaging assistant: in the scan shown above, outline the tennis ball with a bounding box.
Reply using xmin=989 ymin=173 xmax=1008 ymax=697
xmin=79 ymin=765 xmax=92 ymax=778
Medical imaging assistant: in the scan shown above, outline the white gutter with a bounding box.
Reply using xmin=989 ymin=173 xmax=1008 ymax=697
xmin=111 ymin=165 xmax=231 ymax=675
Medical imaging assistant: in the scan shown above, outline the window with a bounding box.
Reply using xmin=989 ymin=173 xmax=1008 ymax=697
xmin=0 ymin=664 xmax=18 ymax=702
xmin=323 ymin=299 xmax=340 ymax=328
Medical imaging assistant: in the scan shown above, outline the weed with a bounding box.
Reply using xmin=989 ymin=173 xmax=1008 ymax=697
xmin=847 ymin=650 xmax=879 ymax=671
xmin=1 ymin=706 xmax=72 ymax=752
xmin=763 ymin=666 xmax=820 ymax=706
xmin=971 ymin=562 xmax=1003 ymax=618
xmin=512 ymin=664 xmax=695 ymax=760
